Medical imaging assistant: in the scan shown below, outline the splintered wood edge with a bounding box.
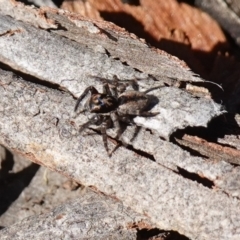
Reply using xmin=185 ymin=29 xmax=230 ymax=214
xmin=0 ymin=0 xmax=204 ymax=86
xmin=0 ymin=7 xmax=224 ymax=138
xmin=0 ymin=70 xmax=239 ymax=239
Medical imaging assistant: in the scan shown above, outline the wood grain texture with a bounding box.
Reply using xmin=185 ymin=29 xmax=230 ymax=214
xmin=0 ymin=186 xmax=144 ymax=239
xmin=0 ymin=63 xmax=237 ymax=240
xmin=0 ymin=1 xmax=240 ymax=239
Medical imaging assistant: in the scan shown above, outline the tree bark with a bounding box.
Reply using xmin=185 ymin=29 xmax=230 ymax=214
xmin=0 ymin=0 xmax=240 ymax=239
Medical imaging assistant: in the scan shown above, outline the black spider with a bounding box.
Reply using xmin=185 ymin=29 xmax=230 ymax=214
xmin=74 ymin=76 xmax=161 ymax=156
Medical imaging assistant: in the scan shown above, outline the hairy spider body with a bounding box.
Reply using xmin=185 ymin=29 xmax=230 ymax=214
xmin=74 ymin=85 xmax=118 ymax=113
xmin=75 ymin=78 xmax=160 ymax=156
xmin=118 ymin=90 xmax=156 ymax=116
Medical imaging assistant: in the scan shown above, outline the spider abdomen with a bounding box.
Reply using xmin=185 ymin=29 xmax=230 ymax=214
xmin=117 ymin=91 xmax=151 ymax=115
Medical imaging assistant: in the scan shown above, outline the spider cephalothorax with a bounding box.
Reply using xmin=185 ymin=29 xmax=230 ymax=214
xmin=74 ymin=76 xmax=160 ymax=156
xmin=74 ymin=85 xmax=118 ymax=114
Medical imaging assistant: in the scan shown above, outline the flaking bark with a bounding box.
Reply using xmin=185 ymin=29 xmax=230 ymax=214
xmin=0 ymin=1 xmax=240 ymax=239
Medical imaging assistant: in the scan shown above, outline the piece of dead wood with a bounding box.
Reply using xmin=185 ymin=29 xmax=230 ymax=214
xmin=0 ymin=67 xmax=236 ymax=240
xmin=61 ymin=0 xmax=229 ymax=78
xmin=0 ymin=1 xmax=240 ymax=239
xmin=0 ymin=186 xmax=145 ymax=239
xmin=61 ymin=0 xmax=240 ymax=112
xmin=176 ymin=134 xmax=240 ymax=165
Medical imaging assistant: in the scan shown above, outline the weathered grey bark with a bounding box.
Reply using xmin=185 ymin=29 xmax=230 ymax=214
xmin=0 ymin=185 xmax=146 ymax=240
xmin=0 ymin=1 xmax=240 ymax=239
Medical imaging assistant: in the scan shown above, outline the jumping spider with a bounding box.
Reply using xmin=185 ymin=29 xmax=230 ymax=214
xmin=74 ymin=76 xmax=161 ymax=156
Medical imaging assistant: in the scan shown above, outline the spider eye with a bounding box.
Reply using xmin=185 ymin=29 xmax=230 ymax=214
xmin=98 ymin=97 xmax=105 ymax=106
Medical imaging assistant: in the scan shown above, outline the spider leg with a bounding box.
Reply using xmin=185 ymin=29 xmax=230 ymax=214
xmin=74 ymin=86 xmax=98 ymax=112
xmin=113 ymin=75 xmax=140 ymax=92
xmin=89 ymin=75 xmax=139 ymax=95
xmin=112 ymin=75 xmax=136 ymax=94
xmin=138 ymin=111 xmax=159 ymax=117
xmin=130 ymin=125 xmax=141 ymax=143
xmin=101 ymin=120 xmax=110 ymax=156
xmin=110 ymin=112 xmax=130 ymax=150
xmin=89 ymin=76 xmax=119 ymax=98
xmin=79 ymin=115 xmax=102 ymax=133
xmin=99 ymin=76 xmax=119 ymax=98
xmin=102 ymin=83 xmax=112 ymax=96
xmin=118 ymin=109 xmax=159 ymax=117
xmin=116 ymin=76 xmax=139 ymax=91
xmin=143 ymin=85 xmax=164 ymax=94
xmin=110 ymin=112 xmax=122 ymax=139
